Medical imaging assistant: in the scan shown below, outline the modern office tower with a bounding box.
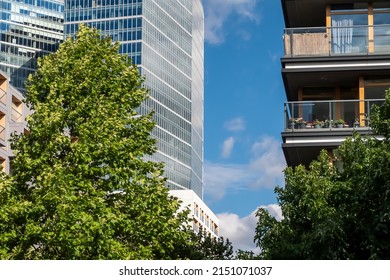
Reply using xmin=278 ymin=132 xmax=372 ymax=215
xmin=64 ymin=0 xmax=204 ymax=198
xmin=281 ymin=0 xmax=388 ymax=167
xmin=0 ymin=0 xmax=64 ymax=92
xmin=0 ymin=70 xmax=29 ymax=173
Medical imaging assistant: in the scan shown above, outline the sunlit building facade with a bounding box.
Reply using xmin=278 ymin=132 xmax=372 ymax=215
xmin=169 ymin=189 xmax=219 ymax=238
xmin=0 ymin=70 xmax=30 ymax=173
xmin=64 ymin=0 xmax=204 ymax=198
xmin=0 ymin=0 xmax=64 ymax=91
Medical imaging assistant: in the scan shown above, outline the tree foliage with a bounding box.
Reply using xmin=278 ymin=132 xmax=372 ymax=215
xmin=235 ymin=249 xmax=261 ymax=260
xmin=190 ymin=228 xmax=234 ymax=260
xmin=171 ymin=225 xmax=234 ymax=260
xmin=0 ymin=25 xmax=193 ymax=259
xmin=255 ymin=91 xmax=390 ymax=259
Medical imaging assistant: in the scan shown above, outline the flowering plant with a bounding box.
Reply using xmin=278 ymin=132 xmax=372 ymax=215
xmin=323 ymin=119 xmax=331 ymax=127
xmin=289 ymin=117 xmax=306 ymax=124
xmin=312 ymin=119 xmax=324 ymax=126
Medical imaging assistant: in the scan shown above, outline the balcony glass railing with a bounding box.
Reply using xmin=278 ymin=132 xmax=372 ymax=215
xmin=284 ymin=25 xmax=390 ymax=57
xmin=284 ymin=99 xmax=385 ymax=131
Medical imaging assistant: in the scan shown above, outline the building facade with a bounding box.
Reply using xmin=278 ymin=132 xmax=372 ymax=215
xmin=0 ymin=0 xmax=64 ymax=91
xmin=0 ymin=70 xmax=29 ymax=173
xmin=169 ymin=189 xmax=219 ymax=238
xmin=281 ymin=0 xmax=388 ymax=166
xmin=64 ymin=0 xmax=204 ymax=198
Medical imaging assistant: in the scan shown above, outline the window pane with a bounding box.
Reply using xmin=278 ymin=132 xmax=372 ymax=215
xmin=331 ymin=14 xmax=368 ymax=54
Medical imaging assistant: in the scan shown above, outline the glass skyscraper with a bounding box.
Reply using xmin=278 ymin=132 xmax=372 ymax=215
xmin=64 ymin=0 xmax=204 ymax=198
xmin=0 ymin=0 xmax=64 ymax=91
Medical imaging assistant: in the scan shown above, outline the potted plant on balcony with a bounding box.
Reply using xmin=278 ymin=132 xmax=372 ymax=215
xmin=323 ymin=119 xmax=331 ymax=128
xmin=288 ymin=117 xmax=306 ymax=129
xmin=312 ymin=119 xmax=324 ymax=128
xmin=288 ymin=118 xmax=295 ymax=129
xmin=334 ymin=118 xmax=345 ymax=128
xmin=353 ymin=118 xmax=360 ymax=128
xmin=294 ymin=117 xmax=307 ymax=129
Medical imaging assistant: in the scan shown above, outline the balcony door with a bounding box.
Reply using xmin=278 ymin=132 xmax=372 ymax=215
xmin=364 ymin=78 xmax=389 ymax=118
xmin=373 ymin=4 xmax=390 ymax=53
xmin=301 ymin=87 xmax=358 ymax=126
xmin=331 ymin=6 xmax=368 ymax=54
xmin=301 ymin=88 xmax=335 ymax=123
xmin=330 ymin=2 xmax=390 ymax=55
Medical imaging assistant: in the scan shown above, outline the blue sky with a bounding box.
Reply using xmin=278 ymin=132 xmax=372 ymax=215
xmin=202 ymin=0 xmax=286 ymax=252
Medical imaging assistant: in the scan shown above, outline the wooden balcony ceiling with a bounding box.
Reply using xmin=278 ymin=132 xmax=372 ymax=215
xmin=282 ymin=66 xmax=390 ymax=101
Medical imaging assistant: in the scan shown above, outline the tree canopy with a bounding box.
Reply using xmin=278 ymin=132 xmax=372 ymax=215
xmin=186 ymin=227 xmax=234 ymax=260
xmin=255 ymin=91 xmax=390 ymax=259
xmin=0 ymin=25 xmax=193 ymax=260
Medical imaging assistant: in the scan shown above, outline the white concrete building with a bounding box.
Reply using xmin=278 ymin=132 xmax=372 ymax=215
xmin=170 ymin=189 xmax=219 ymax=238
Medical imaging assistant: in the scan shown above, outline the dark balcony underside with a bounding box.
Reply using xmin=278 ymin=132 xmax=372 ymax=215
xmin=282 ymin=55 xmax=390 ymax=101
xmin=283 ymin=145 xmax=329 ymax=167
xmin=282 ymin=129 xmax=376 ymax=167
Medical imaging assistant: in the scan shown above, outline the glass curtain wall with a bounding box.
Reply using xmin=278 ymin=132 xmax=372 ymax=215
xmin=0 ymin=0 xmax=64 ymax=91
xmin=64 ymin=0 xmax=204 ymax=198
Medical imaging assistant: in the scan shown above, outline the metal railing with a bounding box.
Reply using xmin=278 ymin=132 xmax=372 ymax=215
xmin=284 ymin=25 xmax=390 ymax=57
xmin=284 ymin=99 xmax=385 ymax=131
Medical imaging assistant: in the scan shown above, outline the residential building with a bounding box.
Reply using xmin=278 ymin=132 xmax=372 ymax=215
xmin=0 ymin=0 xmax=64 ymax=92
xmin=64 ymin=0 xmax=204 ymax=199
xmin=0 ymin=70 xmax=29 ymax=173
xmin=169 ymin=189 xmax=219 ymax=238
xmin=281 ymin=0 xmax=388 ymax=167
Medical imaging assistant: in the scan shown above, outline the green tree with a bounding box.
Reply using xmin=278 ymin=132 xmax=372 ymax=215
xmin=235 ymin=249 xmax=261 ymax=260
xmin=254 ymin=91 xmax=390 ymax=259
xmin=0 ymin=25 xmax=193 ymax=260
xmin=171 ymin=225 xmax=233 ymax=260
xmin=190 ymin=228 xmax=233 ymax=260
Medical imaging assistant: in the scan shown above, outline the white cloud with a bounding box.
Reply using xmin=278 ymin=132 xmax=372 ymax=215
xmin=221 ymin=137 xmax=235 ymax=159
xmin=205 ymin=135 xmax=286 ymax=200
xmin=249 ymin=136 xmax=286 ymax=189
xmin=262 ymin=204 xmax=283 ymax=221
xmin=218 ymin=204 xmax=283 ymax=253
xmin=204 ymin=0 xmax=260 ymax=44
xmin=204 ymin=161 xmax=249 ymax=200
xmin=224 ymin=117 xmax=245 ymax=132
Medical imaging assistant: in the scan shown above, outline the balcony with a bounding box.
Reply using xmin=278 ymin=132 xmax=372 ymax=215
xmin=0 ymin=124 xmax=5 ymax=147
xmin=11 ymin=107 xmax=22 ymax=122
xmin=284 ymin=25 xmax=390 ymax=57
xmin=0 ymin=88 xmax=6 ymax=106
xmin=284 ymin=99 xmax=385 ymax=132
xmin=282 ymin=99 xmax=385 ymax=167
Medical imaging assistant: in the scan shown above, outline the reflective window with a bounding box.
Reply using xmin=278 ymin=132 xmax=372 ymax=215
xmin=331 ymin=13 xmax=368 ymax=54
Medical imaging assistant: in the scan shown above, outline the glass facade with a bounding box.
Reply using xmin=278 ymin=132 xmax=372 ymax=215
xmin=64 ymin=0 xmax=204 ymax=198
xmin=0 ymin=0 xmax=64 ymax=91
